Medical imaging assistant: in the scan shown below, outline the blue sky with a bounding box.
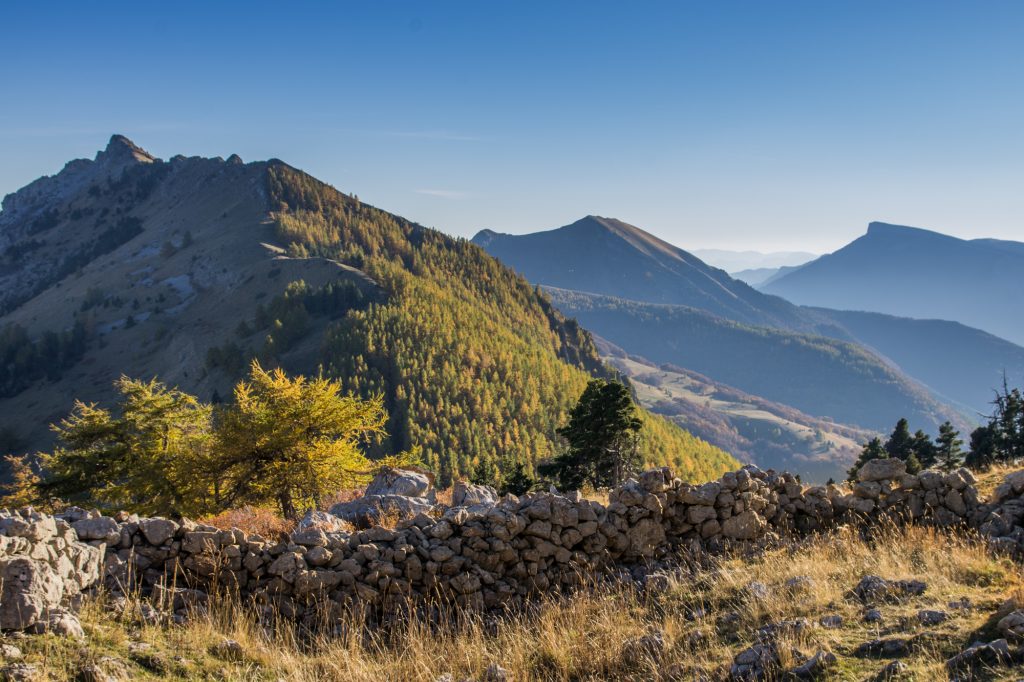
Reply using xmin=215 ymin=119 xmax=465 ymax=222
xmin=2 ymin=1 xmax=1022 ymax=251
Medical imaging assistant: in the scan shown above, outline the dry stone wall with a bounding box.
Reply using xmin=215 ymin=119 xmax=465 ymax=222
xmin=3 ymin=461 xmax=1024 ymax=631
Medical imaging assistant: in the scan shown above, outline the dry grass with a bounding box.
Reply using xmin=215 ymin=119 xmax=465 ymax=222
xmin=10 ymin=526 xmax=1024 ymax=681
xmin=973 ymin=463 xmax=1022 ymax=500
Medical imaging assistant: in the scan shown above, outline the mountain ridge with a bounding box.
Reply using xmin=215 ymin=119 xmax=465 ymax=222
xmin=764 ymin=221 xmax=1024 ymax=345
xmin=0 ymin=136 xmax=737 ymax=484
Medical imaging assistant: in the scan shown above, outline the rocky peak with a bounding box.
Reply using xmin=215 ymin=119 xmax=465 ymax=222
xmin=96 ymin=134 xmax=157 ymax=166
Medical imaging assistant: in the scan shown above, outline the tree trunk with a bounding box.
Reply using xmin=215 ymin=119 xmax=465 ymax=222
xmin=278 ymin=489 xmax=298 ymax=521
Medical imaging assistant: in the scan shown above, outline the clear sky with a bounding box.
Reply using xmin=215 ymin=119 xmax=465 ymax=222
xmin=2 ymin=1 xmax=1022 ymax=252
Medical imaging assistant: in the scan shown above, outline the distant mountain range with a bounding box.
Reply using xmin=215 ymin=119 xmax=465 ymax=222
xmin=474 ymin=217 xmax=1024 ymax=478
xmin=691 ymin=248 xmax=817 ymax=272
xmin=763 ymin=222 xmax=1024 ymax=346
xmin=0 ymin=137 xmax=736 ymax=484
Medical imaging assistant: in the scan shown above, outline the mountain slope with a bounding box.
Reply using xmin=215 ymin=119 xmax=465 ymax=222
xmin=596 ymin=338 xmax=873 ymax=479
xmin=474 ymin=216 xmax=817 ymax=332
xmin=0 ymin=136 xmax=737 ymax=484
xmin=763 ymin=222 xmax=1024 ymax=346
xmin=473 ymin=217 xmax=1023 ymax=417
xmin=811 ymin=308 xmax=1024 ymax=416
xmin=545 ymin=288 xmax=962 ymax=438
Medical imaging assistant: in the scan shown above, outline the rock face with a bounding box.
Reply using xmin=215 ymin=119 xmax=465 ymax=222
xmin=0 ymin=509 xmax=104 ymax=630
xmin=4 ymin=464 xmax=1024 ymax=629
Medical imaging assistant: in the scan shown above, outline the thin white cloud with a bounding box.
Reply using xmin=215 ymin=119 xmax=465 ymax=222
xmin=415 ymin=188 xmax=468 ymax=199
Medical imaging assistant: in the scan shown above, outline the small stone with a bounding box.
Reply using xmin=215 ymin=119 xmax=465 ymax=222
xmin=622 ymin=630 xmax=665 ymax=664
xmin=854 ymin=638 xmax=910 ymax=658
xmin=481 ymin=663 xmax=509 ymax=682
xmin=917 ymin=609 xmax=948 ymax=626
xmin=864 ymin=609 xmax=883 ymax=623
xmin=78 ymin=657 xmax=130 ymax=682
xmin=873 ymin=660 xmax=908 ymax=680
xmin=211 ymin=637 xmax=245 ymax=662
xmin=0 ymin=664 xmax=38 ymax=682
xmin=0 ymin=646 xmax=20 ymax=660
xmin=997 ymin=609 xmax=1024 ymax=640
xmin=819 ymin=615 xmax=843 ymax=629
xmin=789 ymin=650 xmax=836 ymax=679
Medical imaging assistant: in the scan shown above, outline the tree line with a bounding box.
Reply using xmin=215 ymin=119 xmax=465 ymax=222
xmin=848 ymin=379 xmax=1024 ymax=481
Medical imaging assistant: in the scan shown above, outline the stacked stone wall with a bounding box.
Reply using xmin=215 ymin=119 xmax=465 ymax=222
xmin=3 ymin=460 xmax=1024 ymax=631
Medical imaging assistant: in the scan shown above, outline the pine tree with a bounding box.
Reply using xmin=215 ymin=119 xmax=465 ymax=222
xmin=884 ymin=418 xmax=921 ymax=474
xmin=935 ymin=421 xmax=963 ymax=472
xmin=965 ymin=424 xmax=997 ymax=470
xmin=539 ymin=379 xmax=643 ymax=490
xmin=500 ymin=461 xmax=536 ymax=496
xmin=848 ymin=437 xmax=887 ymax=482
xmin=912 ymin=429 xmax=938 ymax=470
xmin=470 ymin=458 xmax=499 ymax=488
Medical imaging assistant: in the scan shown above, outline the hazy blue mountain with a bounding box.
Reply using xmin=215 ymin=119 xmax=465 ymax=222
xmin=730 ymin=265 xmax=801 ymax=287
xmin=473 ymin=216 xmax=1024 ymax=421
xmin=763 ymin=222 xmax=1024 ymax=346
xmin=692 ymin=248 xmax=816 ymax=272
xmin=474 ymin=216 xmax=817 ymax=332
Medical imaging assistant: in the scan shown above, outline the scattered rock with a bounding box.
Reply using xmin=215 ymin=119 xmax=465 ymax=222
xmin=917 ymin=609 xmax=947 ymax=626
xmin=864 ymin=609 xmax=883 ymax=623
xmin=998 ymin=609 xmax=1024 ymax=640
xmin=945 ymin=639 xmax=1012 ymax=672
xmin=851 ymin=576 xmax=926 ymax=603
xmin=78 ymin=657 xmax=130 ymax=682
xmin=30 ymin=608 xmax=84 ymax=638
xmin=622 ymin=630 xmax=665 ymax=664
xmin=819 ymin=615 xmax=843 ymax=629
xmin=211 ymin=638 xmax=245 ymax=662
xmin=0 ymin=664 xmax=37 ymax=681
xmin=873 ymin=660 xmax=908 ymax=680
xmin=729 ymin=642 xmax=780 ymax=681
xmin=788 ymin=650 xmax=836 ymax=679
xmin=854 ymin=638 xmax=911 ymax=658
xmin=481 ymin=663 xmax=509 ymax=682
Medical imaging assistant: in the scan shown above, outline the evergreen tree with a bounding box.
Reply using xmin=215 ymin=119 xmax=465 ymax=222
xmin=884 ymin=418 xmax=921 ymax=473
xmin=500 ymin=461 xmax=536 ymax=496
xmin=935 ymin=421 xmax=963 ymax=472
xmin=992 ymin=379 xmax=1024 ymax=462
xmin=965 ymin=424 xmax=997 ymax=470
xmin=539 ymin=379 xmax=642 ymax=490
xmin=848 ymin=437 xmax=887 ymax=482
xmin=470 ymin=458 xmax=499 ymax=488
xmin=912 ymin=429 xmax=938 ymax=470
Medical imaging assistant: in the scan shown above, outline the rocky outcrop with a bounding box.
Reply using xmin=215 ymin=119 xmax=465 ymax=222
xmin=0 ymin=508 xmax=103 ymax=631
xmin=328 ymin=468 xmax=437 ymax=526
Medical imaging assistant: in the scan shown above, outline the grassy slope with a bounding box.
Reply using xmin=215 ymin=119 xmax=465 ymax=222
xmin=19 ymin=526 xmax=1023 ymax=681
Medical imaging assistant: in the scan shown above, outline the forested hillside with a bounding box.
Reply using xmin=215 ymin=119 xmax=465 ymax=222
xmin=263 ymin=165 xmax=734 ymax=483
xmin=0 ymin=137 xmax=736 ymax=486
